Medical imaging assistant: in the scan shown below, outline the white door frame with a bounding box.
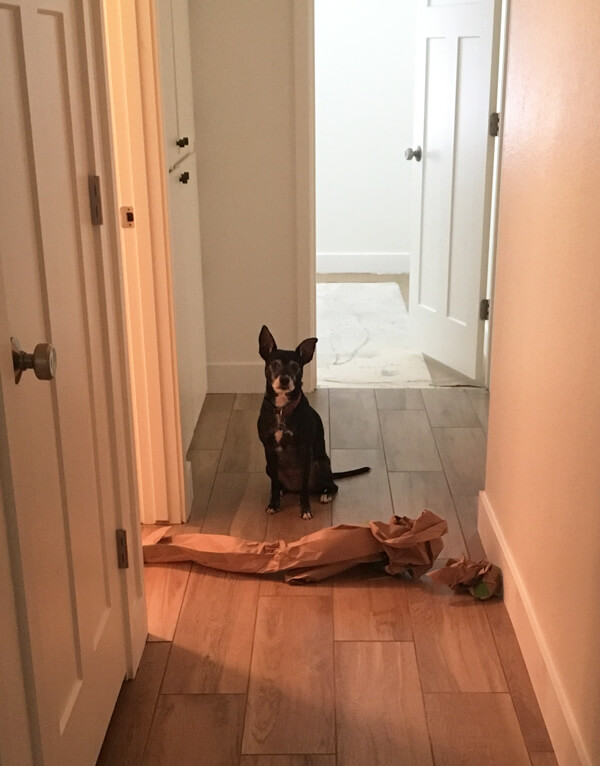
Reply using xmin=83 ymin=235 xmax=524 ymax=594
xmin=297 ymin=0 xmax=508 ymax=389
xmin=102 ymin=0 xmax=188 ymax=524
xmin=482 ymin=0 xmax=510 ymax=388
xmin=293 ymin=1 xmax=317 ymax=392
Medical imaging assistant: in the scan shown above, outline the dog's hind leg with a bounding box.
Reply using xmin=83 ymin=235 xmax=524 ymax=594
xmin=319 ymin=483 xmax=338 ymax=504
xmin=313 ymin=457 xmax=338 ymax=504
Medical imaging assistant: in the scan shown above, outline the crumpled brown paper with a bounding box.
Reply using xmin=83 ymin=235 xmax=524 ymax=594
xmin=428 ymin=556 xmax=503 ymax=599
xmin=143 ymin=509 xmax=448 ymax=583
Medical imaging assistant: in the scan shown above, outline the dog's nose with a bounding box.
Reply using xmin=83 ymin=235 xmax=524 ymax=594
xmin=279 ymin=375 xmax=291 ymax=388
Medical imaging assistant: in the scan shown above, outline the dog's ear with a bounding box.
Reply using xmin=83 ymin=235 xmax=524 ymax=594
xmin=296 ymin=337 xmax=317 ymax=365
xmin=259 ymin=325 xmax=277 ymax=360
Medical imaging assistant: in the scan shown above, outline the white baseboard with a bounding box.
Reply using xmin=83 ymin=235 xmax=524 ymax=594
xmin=317 ymin=251 xmax=410 ymax=274
xmin=478 ymin=491 xmax=589 ymax=766
xmin=182 ymin=460 xmax=193 ymax=519
xmin=207 ymin=362 xmax=265 ymax=393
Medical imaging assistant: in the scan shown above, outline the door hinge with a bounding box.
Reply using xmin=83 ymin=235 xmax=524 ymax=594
xmin=115 ymin=529 xmax=129 ymax=569
xmin=88 ymin=175 xmax=103 ymax=225
xmin=489 ymin=112 xmax=500 ymax=137
xmin=479 ymin=298 xmax=490 ymax=321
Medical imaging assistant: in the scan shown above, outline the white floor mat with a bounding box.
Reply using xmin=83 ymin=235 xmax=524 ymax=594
xmin=316 ymin=282 xmax=433 ymax=388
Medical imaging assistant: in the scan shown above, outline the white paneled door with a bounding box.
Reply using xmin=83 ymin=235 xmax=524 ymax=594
xmin=408 ymin=0 xmax=501 ymax=382
xmin=0 ymin=2 xmax=144 ymax=764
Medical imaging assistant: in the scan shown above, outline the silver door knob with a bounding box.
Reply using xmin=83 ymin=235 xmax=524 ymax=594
xmin=405 ymin=146 xmax=422 ymax=162
xmin=11 ymin=337 xmax=57 ymax=384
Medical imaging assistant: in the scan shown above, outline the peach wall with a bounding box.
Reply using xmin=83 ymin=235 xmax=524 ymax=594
xmin=482 ymin=1 xmax=600 ymax=764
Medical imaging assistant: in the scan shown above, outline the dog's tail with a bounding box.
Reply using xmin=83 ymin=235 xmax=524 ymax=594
xmin=332 ymin=466 xmax=370 ymax=480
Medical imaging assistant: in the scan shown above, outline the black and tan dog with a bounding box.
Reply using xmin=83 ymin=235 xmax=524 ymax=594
xmin=257 ymin=325 xmax=369 ymax=519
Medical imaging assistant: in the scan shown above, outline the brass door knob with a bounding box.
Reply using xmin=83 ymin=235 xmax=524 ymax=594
xmin=11 ymin=337 xmax=57 ymax=384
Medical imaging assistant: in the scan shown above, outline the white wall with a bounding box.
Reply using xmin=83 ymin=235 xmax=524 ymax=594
xmin=315 ymin=0 xmax=417 ymax=274
xmin=188 ymin=0 xmax=415 ymax=391
xmin=188 ymin=0 xmax=301 ymax=392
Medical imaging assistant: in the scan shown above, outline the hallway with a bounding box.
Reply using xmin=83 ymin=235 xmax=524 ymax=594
xmin=98 ymin=388 xmax=556 ymax=764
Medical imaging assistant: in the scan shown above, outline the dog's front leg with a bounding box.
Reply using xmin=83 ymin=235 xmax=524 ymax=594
xmin=299 ymin=446 xmax=313 ymax=520
xmin=265 ymin=450 xmax=282 ymax=514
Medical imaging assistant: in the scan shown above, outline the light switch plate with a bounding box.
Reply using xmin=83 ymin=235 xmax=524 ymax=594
xmin=120 ymin=206 xmax=135 ymax=228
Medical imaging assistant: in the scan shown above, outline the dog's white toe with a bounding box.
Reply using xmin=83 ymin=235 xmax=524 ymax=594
xmin=301 ymin=510 xmax=313 ymax=520
xmin=320 ymin=492 xmax=333 ymax=504
xmin=266 ymin=505 xmax=279 ymax=515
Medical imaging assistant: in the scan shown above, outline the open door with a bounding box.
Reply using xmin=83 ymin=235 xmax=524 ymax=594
xmin=408 ymin=0 xmax=502 ymax=383
xmin=0 ymin=1 xmax=145 ymax=762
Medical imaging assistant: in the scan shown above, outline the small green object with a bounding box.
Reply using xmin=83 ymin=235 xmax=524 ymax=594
xmin=472 ymin=581 xmax=491 ymax=600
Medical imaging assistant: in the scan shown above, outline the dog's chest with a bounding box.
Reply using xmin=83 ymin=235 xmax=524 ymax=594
xmin=274 ymin=411 xmax=293 ymax=449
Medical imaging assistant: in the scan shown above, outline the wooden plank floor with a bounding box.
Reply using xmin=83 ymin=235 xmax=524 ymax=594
xmin=98 ymin=388 xmax=557 ymax=766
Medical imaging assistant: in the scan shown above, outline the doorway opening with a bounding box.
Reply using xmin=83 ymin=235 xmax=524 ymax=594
xmin=314 ymin=0 xmax=431 ymax=388
xmin=313 ymin=0 xmax=501 ymax=389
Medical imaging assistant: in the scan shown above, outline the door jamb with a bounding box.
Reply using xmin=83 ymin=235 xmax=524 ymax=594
xmin=294 ymin=2 xmax=317 ymax=391
xmin=483 ymin=0 xmax=510 ymax=388
xmin=102 ymin=0 xmax=187 ymax=524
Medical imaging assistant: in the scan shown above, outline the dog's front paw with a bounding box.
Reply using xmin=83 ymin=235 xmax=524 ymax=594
xmin=300 ymin=507 xmax=313 ymax=520
xmin=320 ymin=491 xmax=334 ymax=504
xmin=266 ymin=504 xmax=280 ymax=515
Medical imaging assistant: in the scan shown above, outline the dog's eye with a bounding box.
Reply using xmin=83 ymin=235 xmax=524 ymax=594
xmin=270 ymin=360 xmax=282 ymax=374
xmin=288 ymin=361 xmax=300 ymax=375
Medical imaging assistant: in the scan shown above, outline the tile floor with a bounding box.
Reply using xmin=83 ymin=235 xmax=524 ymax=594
xmin=98 ymin=388 xmax=557 ymax=765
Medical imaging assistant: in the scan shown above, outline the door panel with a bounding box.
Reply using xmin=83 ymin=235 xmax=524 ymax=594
xmin=167 ymin=154 xmax=208 ymax=506
xmin=409 ymin=0 xmax=501 ymax=381
xmin=171 ymin=0 xmax=196 ymax=149
xmin=155 ymin=0 xmax=208 ymax=510
xmin=155 ymin=0 xmax=180 ymax=169
xmin=156 ymin=0 xmax=196 ymax=167
xmin=0 ymin=2 xmax=134 ymax=762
